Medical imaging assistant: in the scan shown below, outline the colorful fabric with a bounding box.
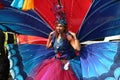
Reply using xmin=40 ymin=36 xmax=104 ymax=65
xmin=22 ymin=0 xmax=34 ymax=11
xmin=0 ymin=0 xmax=120 ymax=80
xmin=27 ymin=58 xmax=78 ymax=80
xmin=11 ymin=0 xmax=34 ymax=10
xmin=11 ymin=0 xmax=24 ymax=9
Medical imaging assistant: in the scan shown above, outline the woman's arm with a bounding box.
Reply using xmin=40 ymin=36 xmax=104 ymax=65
xmin=46 ymin=31 xmax=54 ymax=49
xmin=67 ymin=31 xmax=81 ymax=51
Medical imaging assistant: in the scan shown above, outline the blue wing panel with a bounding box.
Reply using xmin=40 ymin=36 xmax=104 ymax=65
xmin=80 ymin=42 xmax=120 ymax=80
xmin=77 ymin=0 xmax=120 ymax=42
xmin=70 ymin=57 xmax=83 ymax=80
xmin=8 ymin=44 xmax=55 ymax=79
xmin=0 ymin=8 xmax=53 ymax=38
xmin=10 ymin=0 xmax=24 ymax=9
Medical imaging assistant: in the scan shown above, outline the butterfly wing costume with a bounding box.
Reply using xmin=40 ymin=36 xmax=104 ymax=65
xmin=0 ymin=0 xmax=120 ymax=80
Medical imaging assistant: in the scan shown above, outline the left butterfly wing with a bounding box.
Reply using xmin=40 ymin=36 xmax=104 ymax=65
xmin=17 ymin=34 xmax=47 ymax=44
xmin=0 ymin=8 xmax=52 ymax=38
xmin=77 ymin=0 xmax=120 ymax=42
xmin=8 ymin=44 xmax=55 ymax=79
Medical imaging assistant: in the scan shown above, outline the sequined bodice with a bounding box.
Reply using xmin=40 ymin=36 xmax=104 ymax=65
xmin=53 ymin=35 xmax=76 ymax=59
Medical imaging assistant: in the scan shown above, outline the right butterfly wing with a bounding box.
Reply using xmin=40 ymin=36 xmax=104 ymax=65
xmin=77 ymin=0 xmax=120 ymax=42
xmin=80 ymin=42 xmax=120 ymax=79
xmin=69 ymin=42 xmax=120 ymax=80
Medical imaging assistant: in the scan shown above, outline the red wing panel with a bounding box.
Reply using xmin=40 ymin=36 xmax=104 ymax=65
xmin=35 ymin=0 xmax=57 ymax=30
xmin=61 ymin=0 xmax=92 ymax=33
xmin=17 ymin=34 xmax=47 ymax=44
xmin=35 ymin=0 xmax=92 ymax=33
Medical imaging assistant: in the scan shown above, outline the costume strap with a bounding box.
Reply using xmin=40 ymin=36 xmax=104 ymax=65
xmin=4 ymin=32 xmax=8 ymax=54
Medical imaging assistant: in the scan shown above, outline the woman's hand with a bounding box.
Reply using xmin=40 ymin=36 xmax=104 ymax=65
xmin=46 ymin=31 xmax=55 ymax=49
xmin=49 ymin=31 xmax=55 ymax=36
xmin=68 ymin=31 xmax=81 ymax=51
xmin=69 ymin=31 xmax=77 ymax=39
xmin=49 ymin=31 xmax=55 ymax=39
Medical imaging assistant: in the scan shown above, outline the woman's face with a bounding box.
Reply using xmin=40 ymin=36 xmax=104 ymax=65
xmin=56 ymin=24 xmax=65 ymax=33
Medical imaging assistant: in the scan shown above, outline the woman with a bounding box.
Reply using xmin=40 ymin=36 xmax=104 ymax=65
xmin=28 ymin=21 xmax=81 ymax=80
xmin=46 ymin=21 xmax=80 ymax=51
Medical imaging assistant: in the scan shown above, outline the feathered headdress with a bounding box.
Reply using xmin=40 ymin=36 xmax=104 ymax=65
xmin=53 ymin=0 xmax=67 ymax=25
